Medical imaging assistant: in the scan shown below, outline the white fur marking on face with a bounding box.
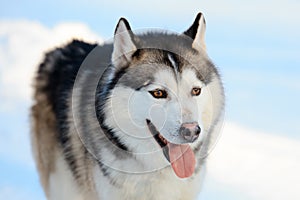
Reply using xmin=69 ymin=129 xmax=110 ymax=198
xmin=180 ymin=69 xmax=212 ymax=147
xmin=167 ymin=53 xmax=179 ymax=81
xmin=181 ymin=69 xmax=205 ymax=88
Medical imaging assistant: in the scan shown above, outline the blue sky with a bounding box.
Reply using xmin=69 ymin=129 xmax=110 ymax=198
xmin=0 ymin=0 xmax=299 ymax=199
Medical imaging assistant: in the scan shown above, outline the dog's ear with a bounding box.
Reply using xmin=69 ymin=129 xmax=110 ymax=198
xmin=112 ymin=18 xmax=137 ymax=68
xmin=183 ymin=12 xmax=206 ymax=51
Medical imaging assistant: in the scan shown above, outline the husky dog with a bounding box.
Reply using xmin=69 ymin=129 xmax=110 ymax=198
xmin=31 ymin=13 xmax=224 ymax=200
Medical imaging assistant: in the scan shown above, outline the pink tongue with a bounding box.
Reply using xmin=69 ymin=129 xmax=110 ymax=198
xmin=168 ymin=143 xmax=196 ymax=178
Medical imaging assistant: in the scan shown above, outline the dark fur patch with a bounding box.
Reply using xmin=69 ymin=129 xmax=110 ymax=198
xmin=95 ymin=66 xmax=129 ymax=152
xmin=184 ymin=13 xmax=204 ymax=40
xmin=35 ymin=40 xmax=97 ymax=179
xmin=36 ymin=39 xmax=131 ymax=179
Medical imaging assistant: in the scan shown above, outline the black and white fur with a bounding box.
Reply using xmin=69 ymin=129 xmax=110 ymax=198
xmin=31 ymin=13 xmax=224 ymax=200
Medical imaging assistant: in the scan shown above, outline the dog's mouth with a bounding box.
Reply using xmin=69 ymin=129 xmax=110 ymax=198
xmin=146 ymin=119 xmax=196 ymax=178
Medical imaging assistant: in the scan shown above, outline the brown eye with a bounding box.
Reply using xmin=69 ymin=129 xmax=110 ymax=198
xmin=191 ymin=87 xmax=201 ymax=96
xmin=149 ymin=89 xmax=168 ymax=99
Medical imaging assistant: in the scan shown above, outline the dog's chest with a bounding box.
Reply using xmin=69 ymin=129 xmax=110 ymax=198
xmin=93 ymin=166 xmax=202 ymax=200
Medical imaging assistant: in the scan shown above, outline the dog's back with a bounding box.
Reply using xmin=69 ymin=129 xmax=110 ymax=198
xmin=31 ymin=40 xmax=99 ymax=198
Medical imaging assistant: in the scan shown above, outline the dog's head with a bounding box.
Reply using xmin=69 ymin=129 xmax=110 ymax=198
xmin=96 ymin=13 xmax=224 ymax=178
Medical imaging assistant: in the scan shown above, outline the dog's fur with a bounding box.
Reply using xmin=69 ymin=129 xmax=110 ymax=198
xmin=31 ymin=13 xmax=224 ymax=200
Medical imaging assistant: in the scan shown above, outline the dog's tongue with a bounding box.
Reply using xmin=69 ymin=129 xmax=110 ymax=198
xmin=168 ymin=143 xmax=195 ymax=178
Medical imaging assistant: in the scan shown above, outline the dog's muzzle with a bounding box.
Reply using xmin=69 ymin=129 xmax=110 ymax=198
xmin=146 ymin=119 xmax=198 ymax=178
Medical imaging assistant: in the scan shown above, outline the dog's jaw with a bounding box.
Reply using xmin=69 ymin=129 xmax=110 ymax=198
xmin=146 ymin=119 xmax=196 ymax=178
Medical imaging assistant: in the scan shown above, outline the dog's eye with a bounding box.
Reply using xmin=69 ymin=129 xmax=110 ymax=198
xmin=149 ymin=89 xmax=168 ymax=99
xmin=191 ymin=87 xmax=201 ymax=96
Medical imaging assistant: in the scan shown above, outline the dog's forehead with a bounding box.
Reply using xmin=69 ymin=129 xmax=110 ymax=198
xmin=152 ymin=67 xmax=205 ymax=88
xmin=117 ymin=47 xmax=216 ymax=89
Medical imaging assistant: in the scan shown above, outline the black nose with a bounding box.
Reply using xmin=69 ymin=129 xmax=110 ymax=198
xmin=179 ymin=122 xmax=201 ymax=142
xmin=195 ymin=125 xmax=201 ymax=135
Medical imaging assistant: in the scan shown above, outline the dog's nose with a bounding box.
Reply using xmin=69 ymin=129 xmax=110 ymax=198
xmin=179 ymin=122 xmax=201 ymax=142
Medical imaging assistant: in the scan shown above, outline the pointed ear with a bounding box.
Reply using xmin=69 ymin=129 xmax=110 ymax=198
xmin=183 ymin=12 xmax=206 ymax=51
xmin=112 ymin=18 xmax=137 ymax=68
